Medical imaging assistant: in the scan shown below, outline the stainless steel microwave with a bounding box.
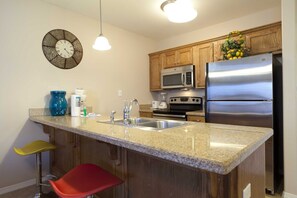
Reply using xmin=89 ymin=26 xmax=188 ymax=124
xmin=161 ymin=65 xmax=195 ymax=89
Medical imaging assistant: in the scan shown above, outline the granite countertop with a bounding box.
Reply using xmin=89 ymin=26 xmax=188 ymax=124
xmin=29 ymin=110 xmax=272 ymax=175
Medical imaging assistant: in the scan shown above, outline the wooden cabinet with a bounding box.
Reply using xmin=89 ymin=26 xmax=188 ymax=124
xmin=139 ymin=111 xmax=153 ymax=118
xmin=193 ymin=43 xmax=214 ymax=88
xmin=47 ymin=126 xmax=79 ymax=177
xmin=164 ymin=47 xmax=193 ymax=68
xmin=149 ymin=54 xmax=163 ymax=91
xmin=245 ymin=25 xmax=282 ymax=55
xmin=149 ymin=22 xmax=281 ymax=90
xmin=213 ymin=39 xmax=226 ymax=61
xmin=187 ymin=115 xmax=205 ymax=122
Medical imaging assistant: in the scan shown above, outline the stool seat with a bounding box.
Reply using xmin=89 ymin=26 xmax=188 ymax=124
xmin=14 ymin=140 xmax=56 ymax=156
xmin=49 ymin=164 xmax=123 ymax=198
xmin=14 ymin=140 xmax=56 ymax=197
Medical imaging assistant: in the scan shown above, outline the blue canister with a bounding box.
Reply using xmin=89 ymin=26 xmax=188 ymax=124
xmin=49 ymin=91 xmax=68 ymax=116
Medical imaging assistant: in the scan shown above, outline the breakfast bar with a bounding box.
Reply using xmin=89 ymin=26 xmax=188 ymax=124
xmin=29 ymin=110 xmax=272 ymax=198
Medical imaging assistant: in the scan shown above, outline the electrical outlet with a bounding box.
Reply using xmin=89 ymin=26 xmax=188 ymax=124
xmin=243 ymin=183 xmax=251 ymax=198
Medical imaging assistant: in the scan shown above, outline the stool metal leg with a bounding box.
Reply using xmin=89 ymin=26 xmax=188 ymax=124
xmin=35 ymin=152 xmax=42 ymax=197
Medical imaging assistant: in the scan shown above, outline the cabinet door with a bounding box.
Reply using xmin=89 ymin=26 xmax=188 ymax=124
xmin=50 ymin=128 xmax=79 ymax=177
xmin=193 ymin=43 xmax=214 ymax=88
xmin=187 ymin=115 xmax=205 ymax=122
xmin=164 ymin=51 xmax=176 ymax=68
xmin=245 ymin=26 xmax=282 ymax=55
xmin=176 ymin=47 xmax=193 ymax=66
xmin=149 ymin=54 xmax=163 ymax=91
xmin=139 ymin=112 xmax=153 ymax=118
xmin=213 ymin=39 xmax=226 ymax=62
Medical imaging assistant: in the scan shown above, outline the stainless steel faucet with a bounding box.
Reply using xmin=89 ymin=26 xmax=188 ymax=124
xmin=123 ymin=99 xmax=139 ymax=124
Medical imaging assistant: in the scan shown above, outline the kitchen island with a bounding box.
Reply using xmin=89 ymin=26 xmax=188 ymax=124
xmin=29 ymin=109 xmax=272 ymax=198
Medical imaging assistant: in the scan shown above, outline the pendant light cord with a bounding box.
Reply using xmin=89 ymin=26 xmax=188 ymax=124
xmin=99 ymin=0 xmax=103 ymax=35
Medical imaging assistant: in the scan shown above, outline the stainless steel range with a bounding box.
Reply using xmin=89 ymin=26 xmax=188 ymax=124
xmin=153 ymin=96 xmax=203 ymax=121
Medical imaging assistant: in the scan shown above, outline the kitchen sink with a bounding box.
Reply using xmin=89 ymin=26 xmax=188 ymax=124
xmin=98 ymin=118 xmax=189 ymax=131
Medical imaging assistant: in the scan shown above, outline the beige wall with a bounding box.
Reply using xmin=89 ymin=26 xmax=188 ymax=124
xmin=0 ymin=0 xmax=155 ymax=190
xmin=282 ymin=0 xmax=297 ymax=197
xmin=156 ymin=6 xmax=281 ymax=50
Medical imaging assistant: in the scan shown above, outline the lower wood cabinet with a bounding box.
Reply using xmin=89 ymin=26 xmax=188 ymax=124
xmin=187 ymin=115 xmax=205 ymax=122
xmin=139 ymin=111 xmax=153 ymax=118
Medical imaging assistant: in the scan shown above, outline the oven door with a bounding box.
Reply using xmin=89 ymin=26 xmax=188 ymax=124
xmin=152 ymin=113 xmax=187 ymax=121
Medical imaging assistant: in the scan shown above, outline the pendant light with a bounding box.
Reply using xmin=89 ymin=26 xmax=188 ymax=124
xmin=93 ymin=0 xmax=111 ymax=51
xmin=161 ymin=0 xmax=197 ymax=23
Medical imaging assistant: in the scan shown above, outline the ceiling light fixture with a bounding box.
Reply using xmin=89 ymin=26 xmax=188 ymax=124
xmin=161 ymin=0 xmax=197 ymax=23
xmin=93 ymin=0 xmax=111 ymax=51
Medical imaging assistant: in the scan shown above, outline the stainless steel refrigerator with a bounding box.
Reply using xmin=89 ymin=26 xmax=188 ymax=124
xmin=205 ymin=53 xmax=283 ymax=194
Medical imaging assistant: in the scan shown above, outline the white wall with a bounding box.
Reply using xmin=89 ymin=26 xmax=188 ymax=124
xmin=0 ymin=0 xmax=156 ymax=189
xmin=282 ymin=0 xmax=297 ymax=197
xmin=156 ymin=6 xmax=281 ymax=50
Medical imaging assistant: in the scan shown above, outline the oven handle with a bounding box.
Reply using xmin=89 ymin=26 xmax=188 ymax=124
xmin=181 ymin=73 xmax=184 ymax=85
xmin=153 ymin=113 xmax=186 ymax=119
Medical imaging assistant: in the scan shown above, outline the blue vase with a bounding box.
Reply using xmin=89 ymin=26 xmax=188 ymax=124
xmin=49 ymin=91 xmax=67 ymax=116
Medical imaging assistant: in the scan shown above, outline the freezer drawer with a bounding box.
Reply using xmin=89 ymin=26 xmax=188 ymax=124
xmin=206 ymin=101 xmax=273 ymax=128
xmin=206 ymin=54 xmax=273 ymax=100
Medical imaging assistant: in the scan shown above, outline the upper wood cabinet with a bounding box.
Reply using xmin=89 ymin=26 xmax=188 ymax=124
xmin=164 ymin=47 xmax=193 ymax=68
xmin=213 ymin=39 xmax=226 ymax=62
xmin=245 ymin=25 xmax=282 ymax=55
xmin=149 ymin=54 xmax=164 ymax=91
xmin=149 ymin=22 xmax=281 ymax=89
xmin=193 ymin=43 xmax=214 ymax=88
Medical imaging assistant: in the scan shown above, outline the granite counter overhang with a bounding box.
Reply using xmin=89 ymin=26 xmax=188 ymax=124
xmin=29 ymin=114 xmax=272 ymax=175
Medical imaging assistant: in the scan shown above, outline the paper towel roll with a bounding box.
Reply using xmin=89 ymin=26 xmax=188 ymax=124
xmin=71 ymin=95 xmax=81 ymax=117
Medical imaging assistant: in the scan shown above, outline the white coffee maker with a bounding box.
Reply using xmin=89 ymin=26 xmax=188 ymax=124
xmin=158 ymin=92 xmax=167 ymax=109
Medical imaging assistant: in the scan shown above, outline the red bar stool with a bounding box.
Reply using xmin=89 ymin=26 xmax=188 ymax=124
xmin=49 ymin=163 xmax=123 ymax=198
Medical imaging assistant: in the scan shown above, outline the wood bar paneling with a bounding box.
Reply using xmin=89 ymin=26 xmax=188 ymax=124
xmin=45 ymin=126 xmax=265 ymax=198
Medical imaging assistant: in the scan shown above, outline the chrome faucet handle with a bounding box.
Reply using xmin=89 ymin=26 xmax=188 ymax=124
xmin=110 ymin=110 xmax=116 ymax=123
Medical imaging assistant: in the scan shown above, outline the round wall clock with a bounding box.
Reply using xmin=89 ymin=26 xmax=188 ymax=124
xmin=42 ymin=29 xmax=83 ymax=69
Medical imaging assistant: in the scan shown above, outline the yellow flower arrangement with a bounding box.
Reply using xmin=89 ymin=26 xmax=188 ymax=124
xmin=221 ymin=30 xmax=249 ymax=60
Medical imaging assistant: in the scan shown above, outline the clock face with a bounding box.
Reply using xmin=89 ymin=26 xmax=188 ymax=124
xmin=42 ymin=29 xmax=83 ymax=69
xmin=55 ymin=40 xmax=74 ymax=58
